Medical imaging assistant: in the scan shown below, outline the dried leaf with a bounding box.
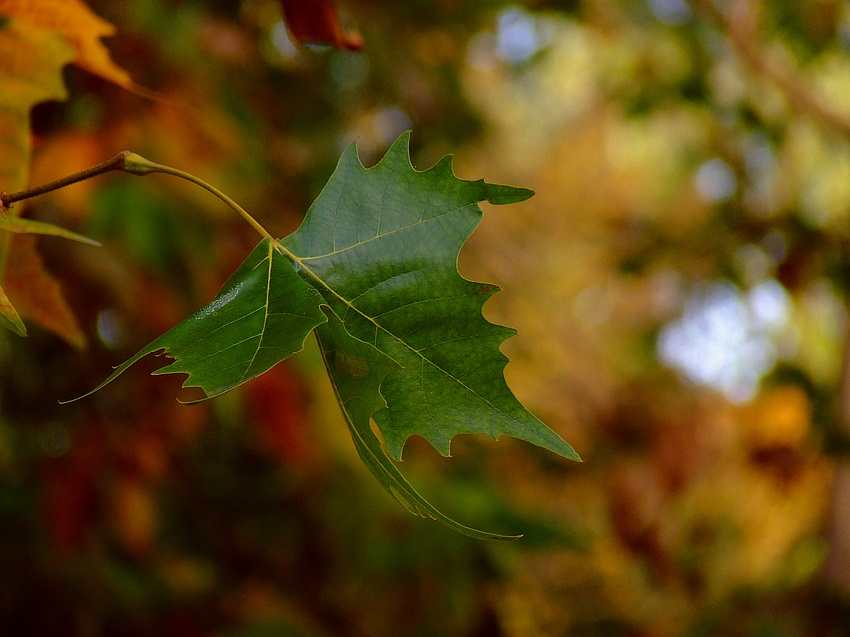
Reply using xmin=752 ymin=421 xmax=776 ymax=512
xmin=3 ymin=234 xmax=85 ymax=348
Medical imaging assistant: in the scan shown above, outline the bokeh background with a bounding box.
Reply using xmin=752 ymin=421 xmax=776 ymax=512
xmin=3 ymin=0 xmax=850 ymax=634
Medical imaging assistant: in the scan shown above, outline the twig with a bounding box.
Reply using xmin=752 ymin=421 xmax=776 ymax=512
xmin=0 ymin=152 xmax=132 ymax=211
xmin=0 ymin=151 xmax=273 ymax=241
xmin=699 ymin=0 xmax=850 ymax=141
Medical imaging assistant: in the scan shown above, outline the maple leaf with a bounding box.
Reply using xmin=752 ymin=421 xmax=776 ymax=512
xmin=0 ymin=1 xmax=138 ymax=190
xmin=77 ymin=133 xmax=579 ymax=536
xmin=0 ymin=0 xmax=134 ymax=89
xmin=280 ymin=133 xmax=576 ymax=462
xmin=0 ymin=17 xmax=74 ymax=193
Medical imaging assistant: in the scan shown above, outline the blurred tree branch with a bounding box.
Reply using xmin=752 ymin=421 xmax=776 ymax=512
xmin=699 ymin=0 xmax=850 ymax=595
xmin=698 ymin=0 xmax=850 ymax=140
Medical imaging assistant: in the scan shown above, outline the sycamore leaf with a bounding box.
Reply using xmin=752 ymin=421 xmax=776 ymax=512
xmin=0 ymin=282 xmax=25 ymax=336
xmin=79 ymin=133 xmax=578 ymax=536
xmin=73 ymin=238 xmax=328 ymax=402
xmin=316 ymin=310 xmax=520 ymax=540
xmin=2 ymin=234 xmax=85 ymax=348
xmin=281 ymin=132 xmax=579 ymax=463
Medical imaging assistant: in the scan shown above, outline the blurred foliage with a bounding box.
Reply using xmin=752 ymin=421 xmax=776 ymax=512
xmin=3 ymin=0 xmax=850 ymax=635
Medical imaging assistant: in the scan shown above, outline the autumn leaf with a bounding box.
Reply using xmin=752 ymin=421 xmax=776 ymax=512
xmin=0 ymin=17 xmax=74 ymax=193
xmin=3 ymin=234 xmax=86 ymax=348
xmin=0 ymin=0 xmax=134 ymax=89
xmin=0 ymin=1 xmax=136 ymax=340
xmin=0 ymin=0 xmax=141 ymax=194
xmin=77 ymin=133 xmax=579 ymax=536
xmin=0 ymin=217 xmax=97 ymax=339
xmin=280 ymin=0 xmax=363 ymax=50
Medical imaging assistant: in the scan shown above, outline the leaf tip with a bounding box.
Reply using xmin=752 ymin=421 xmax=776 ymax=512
xmin=485 ymin=186 xmax=535 ymax=205
xmin=3 ymin=321 xmax=27 ymax=337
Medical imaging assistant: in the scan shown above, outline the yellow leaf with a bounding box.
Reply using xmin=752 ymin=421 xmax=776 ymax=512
xmin=0 ymin=19 xmax=74 ymax=192
xmin=0 ymin=0 xmax=133 ymax=89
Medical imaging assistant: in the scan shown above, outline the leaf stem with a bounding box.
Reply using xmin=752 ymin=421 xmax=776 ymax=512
xmin=120 ymin=153 xmax=273 ymax=240
xmin=0 ymin=151 xmax=273 ymax=241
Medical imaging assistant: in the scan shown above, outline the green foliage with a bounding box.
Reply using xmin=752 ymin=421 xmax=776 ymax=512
xmin=77 ymin=132 xmax=578 ymax=537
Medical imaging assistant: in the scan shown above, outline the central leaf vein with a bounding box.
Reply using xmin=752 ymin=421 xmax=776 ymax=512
xmin=274 ymin=240 xmax=524 ymax=428
xmin=238 ymin=241 xmax=274 ymax=382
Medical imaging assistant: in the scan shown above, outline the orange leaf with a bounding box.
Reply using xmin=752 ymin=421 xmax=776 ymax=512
xmin=280 ymin=0 xmax=364 ymax=50
xmin=0 ymin=19 xmax=73 ymax=192
xmin=2 ymin=233 xmax=85 ymax=348
xmin=0 ymin=0 xmax=133 ymax=89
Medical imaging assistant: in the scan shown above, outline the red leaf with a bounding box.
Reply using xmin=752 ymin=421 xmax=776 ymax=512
xmin=280 ymin=0 xmax=364 ymax=50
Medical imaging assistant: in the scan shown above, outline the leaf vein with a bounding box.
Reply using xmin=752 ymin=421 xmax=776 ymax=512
xmin=300 ymin=202 xmax=471 ymax=261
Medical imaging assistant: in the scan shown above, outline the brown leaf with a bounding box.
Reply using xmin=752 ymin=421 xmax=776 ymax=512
xmin=3 ymin=234 xmax=85 ymax=348
xmin=280 ymin=0 xmax=364 ymax=50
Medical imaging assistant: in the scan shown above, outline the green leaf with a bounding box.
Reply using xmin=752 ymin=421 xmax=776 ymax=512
xmin=0 ymin=282 xmax=26 ymax=336
xmin=77 ymin=133 xmax=579 ymax=536
xmin=70 ymin=238 xmax=327 ymax=402
xmin=316 ymin=310 xmax=520 ymax=540
xmin=281 ymin=132 xmax=579 ymax=462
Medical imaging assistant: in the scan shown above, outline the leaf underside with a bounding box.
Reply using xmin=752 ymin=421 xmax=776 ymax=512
xmin=316 ymin=310 xmax=520 ymax=540
xmin=72 ymin=239 xmax=327 ymax=402
xmin=282 ymin=132 xmax=577 ymax=463
xmin=80 ymin=132 xmax=579 ymax=537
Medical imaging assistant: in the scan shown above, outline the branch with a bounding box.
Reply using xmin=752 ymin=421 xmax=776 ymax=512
xmin=700 ymin=0 xmax=850 ymax=140
xmin=0 ymin=152 xmax=272 ymax=241
xmin=1 ymin=152 xmax=131 ymax=212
